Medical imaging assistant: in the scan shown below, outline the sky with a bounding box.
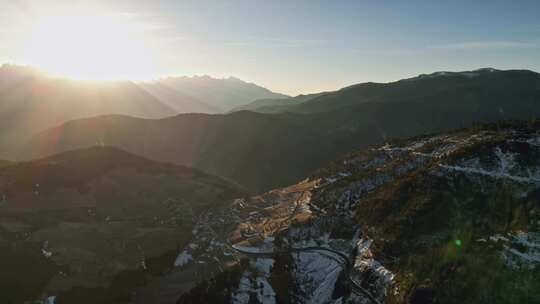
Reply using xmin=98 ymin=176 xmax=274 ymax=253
xmin=0 ymin=0 xmax=539 ymax=95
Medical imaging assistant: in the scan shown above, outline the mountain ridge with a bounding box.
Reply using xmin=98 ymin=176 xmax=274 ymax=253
xmin=232 ymin=68 xmax=540 ymax=114
xmin=19 ymin=68 xmax=540 ymax=193
xmin=0 ymin=64 xmax=289 ymax=158
xmin=151 ymin=75 xmax=289 ymax=112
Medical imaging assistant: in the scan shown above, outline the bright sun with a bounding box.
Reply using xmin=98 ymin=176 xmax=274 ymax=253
xmin=21 ymin=13 xmax=156 ymax=81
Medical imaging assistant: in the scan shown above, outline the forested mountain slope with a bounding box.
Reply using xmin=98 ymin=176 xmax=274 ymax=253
xmin=24 ymin=69 xmax=540 ymax=193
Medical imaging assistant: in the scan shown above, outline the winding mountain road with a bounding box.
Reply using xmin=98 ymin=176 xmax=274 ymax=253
xmin=232 ymin=245 xmax=381 ymax=304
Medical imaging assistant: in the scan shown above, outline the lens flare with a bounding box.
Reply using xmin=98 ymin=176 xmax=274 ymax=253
xmin=20 ymin=13 xmax=157 ymax=80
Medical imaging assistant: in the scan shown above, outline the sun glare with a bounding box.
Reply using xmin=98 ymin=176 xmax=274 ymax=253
xmin=21 ymin=13 xmax=156 ymax=81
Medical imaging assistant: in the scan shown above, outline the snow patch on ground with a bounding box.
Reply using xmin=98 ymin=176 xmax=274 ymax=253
xmin=293 ymin=251 xmax=343 ymax=304
xmin=491 ymin=231 xmax=540 ymax=269
xmin=440 ymin=142 xmax=540 ymax=185
xmin=174 ymin=250 xmax=193 ymax=267
xmin=233 ymin=244 xmax=273 ymax=254
xmin=251 ymin=258 xmax=274 ymax=274
xmin=324 ymin=172 xmax=352 ymax=185
xmin=527 ymin=136 xmax=540 ymax=147
xmin=440 ymin=164 xmax=540 ymax=184
xmin=231 ymin=271 xmax=252 ymax=304
xmin=353 ymin=238 xmax=394 ymax=300
xmin=380 ymin=133 xmax=490 ymax=161
xmin=231 ymin=258 xmax=276 ymax=304
xmin=440 ymin=147 xmax=540 ymax=184
xmin=490 ymin=234 xmax=510 ymax=242
xmin=255 ymin=277 xmax=277 ymax=304
xmin=41 ymin=241 xmax=52 ymax=258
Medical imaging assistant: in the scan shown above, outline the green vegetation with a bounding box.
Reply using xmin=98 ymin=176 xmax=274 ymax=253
xmin=352 ymin=128 xmax=540 ymax=303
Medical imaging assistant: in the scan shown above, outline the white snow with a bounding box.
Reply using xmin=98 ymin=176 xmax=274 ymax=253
xmin=513 ymin=231 xmax=540 ymax=249
xmin=231 ymin=271 xmax=252 ymax=304
xmin=502 ymin=232 xmax=540 ymax=269
xmin=232 ymin=244 xmax=269 ymax=254
xmin=231 ymin=275 xmax=277 ymax=304
xmin=141 ymin=257 xmax=147 ymax=270
xmin=490 ymin=234 xmax=510 ymax=242
xmin=494 ymin=147 xmax=517 ymax=173
xmin=413 ymin=151 xmax=436 ymax=158
xmin=293 ymin=251 xmax=343 ymax=304
xmin=232 ymin=239 xmax=275 ymax=254
xmin=326 ymin=177 xmax=338 ymax=183
xmin=353 ymin=238 xmax=395 ymax=297
xmin=41 ymin=241 xmax=52 ymax=258
xmin=440 ymin=145 xmax=540 ymax=184
xmin=41 ymin=249 xmax=52 ymax=258
xmin=251 ymin=258 xmax=274 ymax=274
xmin=324 ymin=172 xmax=352 ymax=185
xmin=173 ymin=251 xmax=193 ymax=267
xmin=488 ymin=231 xmax=540 ymax=269
xmin=231 ymin=258 xmax=277 ymax=304
xmin=506 ymin=246 xmax=540 ymax=264
xmin=440 ymin=164 xmax=540 ymax=184
xmin=255 ymin=277 xmax=277 ymax=304
xmin=527 ymin=136 xmax=540 ymax=147
xmin=379 ymin=137 xmax=437 ymax=153
xmin=339 ymin=172 xmax=352 ymax=177
xmin=379 ymin=133 xmax=491 ymax=162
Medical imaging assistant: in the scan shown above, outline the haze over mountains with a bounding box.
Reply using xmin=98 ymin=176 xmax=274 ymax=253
xmin=1 ymin=63 xmax=540 ymax=304
xmin=0 ymin=64 xmax=287 ymax=157
xmin=20 ymin=68 xmax=540 ymax=193
xmin=2 ymin=0 xmax=539 ymax=302
xmin=228 ymin=92 xmax=326 ymax=113
xmin=147 ymin=75 xmax=289 ymax=112
xmin=0 ymin=65 xmax=174 ymax=156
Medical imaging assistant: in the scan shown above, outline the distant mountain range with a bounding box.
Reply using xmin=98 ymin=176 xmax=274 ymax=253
xmin=2 ymin=66 xmax=540 ymax=303
xmin=144 ymin=75 xmax=289 ymax=112
xmin=19 ymin=68 xmax=540 ymax=193
xmin=231 ymin=68 xmax=540 ymax=114
xmin=137 ymin=81 xmax=221 ymax=114
xmin=228 ymin=92 xmax=324 ymax=113
xmin=0 ymin=64 xmax=287 ymax=157
xmin=0 ymin=65 xmax=175 ymax=156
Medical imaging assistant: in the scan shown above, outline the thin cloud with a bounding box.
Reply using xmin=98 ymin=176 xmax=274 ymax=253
xmin=117 ymin=12 xmax=142 ymax=18
xmin=429 ymin=41 xmax=535 ymax=50
xmin=116 ymin=12 xmax=155 ymax=19
xmin=223 ymin=37 xmax=329 ymax=48
xmin=159 ymin=36 xmax=190 ymax=44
